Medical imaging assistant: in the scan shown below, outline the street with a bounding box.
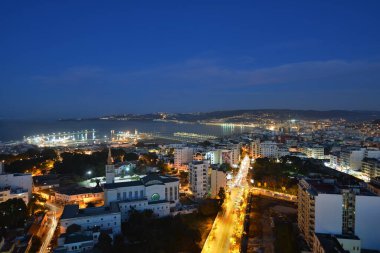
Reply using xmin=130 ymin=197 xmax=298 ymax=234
xmin=38 ymin=202 xmax=63 ymax=253
xmin=251 ymin=187 xmax=297 ymax=202
xmin=202 ymin=156 xmax=250 ymax=253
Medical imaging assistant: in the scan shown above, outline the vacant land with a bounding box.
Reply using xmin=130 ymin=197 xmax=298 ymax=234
xmin=247 ymin=196 xmax=301 ymax=253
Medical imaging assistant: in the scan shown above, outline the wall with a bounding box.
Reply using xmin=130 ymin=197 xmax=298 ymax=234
xmin=355 ymin=195 xmax=380 ymax=250
xmin=315 ymin=194 xmax=343 ymax=234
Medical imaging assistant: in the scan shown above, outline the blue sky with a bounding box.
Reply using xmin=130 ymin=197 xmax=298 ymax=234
xmin=1 ymin=1 xmax=380 ymax=118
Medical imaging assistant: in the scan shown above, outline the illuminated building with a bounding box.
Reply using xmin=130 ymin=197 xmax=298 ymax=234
xmin=174 ymin=147 xmax=194 ymax=167
xmin=0 ymin=162 xmax=32 ymax=204
xmin=59 ymin=204 xmax=121 ymax=235
xmin=103 ymin=153 xmax=180 ymax=220
xmin=189 ymin=160 xmax=210 ymax=198
xmin=210 ymin=166 xmax=227 ymax=198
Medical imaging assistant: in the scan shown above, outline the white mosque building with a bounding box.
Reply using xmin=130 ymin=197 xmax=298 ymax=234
xmin=103 ymin=149 xmax=180 ymax=221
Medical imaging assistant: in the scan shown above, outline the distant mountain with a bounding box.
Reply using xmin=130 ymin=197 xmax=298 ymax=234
xmin=62 ymin=109 xmax=380 ymax=122
xmin=168 ymin=109 xmax=380 ymax=122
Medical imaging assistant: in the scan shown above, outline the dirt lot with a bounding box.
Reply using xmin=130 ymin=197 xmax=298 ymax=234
xmin=247 ymin=196 xmax=303 ymax=253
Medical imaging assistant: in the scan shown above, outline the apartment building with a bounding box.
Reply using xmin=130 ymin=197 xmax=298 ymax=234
xmin=305 ymin=145 xmax=325 ymax=159
xmin=362 ymin=158 xmax=380 ymax=179
xmin=59 ymin=204 xmax=121 ymax=235
xmin=0 ymin=162 xmax=32 ymax=204
xmin=210 ymin=166 xmax=227 ymax=198
xmin=189 ymin=160 xmax=210 ymax=198
xmin=174 ymin=147 xmax=194 ymax=167
xmin=298 ymin=178 xmax=380 ymax=251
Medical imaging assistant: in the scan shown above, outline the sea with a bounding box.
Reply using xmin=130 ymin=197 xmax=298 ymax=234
xmin=0 ymin=119 xmax=251 ymax=143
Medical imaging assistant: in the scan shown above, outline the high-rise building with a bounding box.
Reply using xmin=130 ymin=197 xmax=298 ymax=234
xmin=340 ymin=148 xmax=366 ymax=171
xmin=210 ymin=166 xmax=227 ymax=198
xmin=250 ymin=139 xmax=260 ymax=158
xmin=189 ymin=160 xmax=210 ymax=198
xmin=298 ymin=178 xmax=380 ymax=251
xmin=259 ymin=141 xmax=278 ymax=158
xmin=305 ymin=145 xmax=325 ymax=159
xmin=362 ymin=158 xmax=380 ymax=179
xmin=174 ymin=147 xmax=194 ymax=167
xmin=250 ymin=140 xmax=279 ymax=159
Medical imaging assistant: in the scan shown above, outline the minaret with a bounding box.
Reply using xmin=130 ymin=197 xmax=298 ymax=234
xmin=105 ymin=148 xmax=115 ymax=184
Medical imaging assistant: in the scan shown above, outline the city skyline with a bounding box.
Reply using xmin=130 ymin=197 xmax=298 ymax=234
xmin=1 ymin=1 xmax=380 ymax=119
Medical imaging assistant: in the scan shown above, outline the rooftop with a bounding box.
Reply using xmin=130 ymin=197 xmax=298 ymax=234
xmin=104 ymin=173 xmax=178 ymax=190
xmin=56 ymin=186 xmax=103 ymax=196
xmin=315 ymin=233 xmax=348 ymax=253
xmin=61 ymin=204 xmax=119 ymax=220
xmin=62 ymin=233 xmax=93 ymax=244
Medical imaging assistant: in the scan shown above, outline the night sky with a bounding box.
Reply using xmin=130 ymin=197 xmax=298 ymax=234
xmin=1 ymin=1 xmax=380 ymax=119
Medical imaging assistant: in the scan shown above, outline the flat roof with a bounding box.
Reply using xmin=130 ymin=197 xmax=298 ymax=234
xmin=61 ymin=204 xmax=119 ymax=220
xmin=104 ymin=173 xmax=178 ymax=190
xmin=315 ymin=233 xmax=347 ymax=253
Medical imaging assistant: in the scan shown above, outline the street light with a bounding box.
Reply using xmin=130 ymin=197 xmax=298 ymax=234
xmin=87 ymin=171 xmax=92 ymax=176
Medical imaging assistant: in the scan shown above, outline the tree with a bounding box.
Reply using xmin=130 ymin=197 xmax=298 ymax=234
xmin=27 ymin=193 xmax=46 ymax=216
xmin=124 ymin=152 xmax=139 ymax=161
xmin=112 ymin=234 xmax=125 ymax=253
xmin=29 ymin=236 xmax=42 ymax=253
xmin=66 ymin=224 xmax=81 ymax=234
xmin=198 ymin=199 xmax=219 ymax=216
xmin=218 ymin=187 xmax=226 ymax=205
xmin=220 ymin=163 xmax=232 ymax=172
xmin=95 ymin=232 xmax=113 ymax=253
xmin=41 ymin=148 xmax=58 ymax=160
xmin=0 ymin=198 xmax=27 ymax=228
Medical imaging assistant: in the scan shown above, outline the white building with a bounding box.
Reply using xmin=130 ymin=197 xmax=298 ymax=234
xmin=250 ymin=139 xmax=260 ymax=158
xmin=298 ymin=179 xmax=380 ymax=251
xmin=54 ymin=187 xmax=104 ymax=206
xmin=103 ymin=149 xmax=179 ymax=220
xmin=0 ymin=187 xmax=29 ymax=205
xmin=341 ymin=148 xmax=366 ymax=170
xmin=205 ymin=148 xmax=238 ymax=166
xmin=104 ymin=173 xmax=180 ymax=221
xmin=174 ymin=147 xmax=194 ymax=167
xmin=0 ymin=162 xmax=32 ymax=204
xmin=365 ymin=148 xmax=380 ymax=159
xmin=189 ymin=160 xmax=210 ymax=198
xmin=210 ymin=167 xmax=227 ymax=198
xmin=229 ymin=144 xmax=240 ymax=166
xmin=305 ymin=145 xmax=325 ymax=159
xmin=205 ymin=150 xmax=222 ymax=165
xmin=277 ymin=145 xmax=290 ymax=158
xmin=259 ymin=141 xmax=278 ymax=158
xmin=59 ymin=204 xmax=121 ymax=235
xmin=56 ymin=228 xmax=113 ymax=253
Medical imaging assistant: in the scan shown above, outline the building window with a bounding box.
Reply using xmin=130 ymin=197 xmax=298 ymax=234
xmin=129 ymin=192 xmax=132 ymax=199
xmin=140 ymin=190 xmax=144 ymax=199
xmin=134 ymin=191 xmax=138 ymax=199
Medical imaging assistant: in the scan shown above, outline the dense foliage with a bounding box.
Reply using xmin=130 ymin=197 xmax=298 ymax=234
xmin=121 ymin=210 xmax=202 ymax=253
xmin=52 ymin=151 xmax=107 ymax=177
xmin=1 ymin=148 xmax=57 ymax=174
xmin=0 ymin=198 xmax=28 ymax=229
